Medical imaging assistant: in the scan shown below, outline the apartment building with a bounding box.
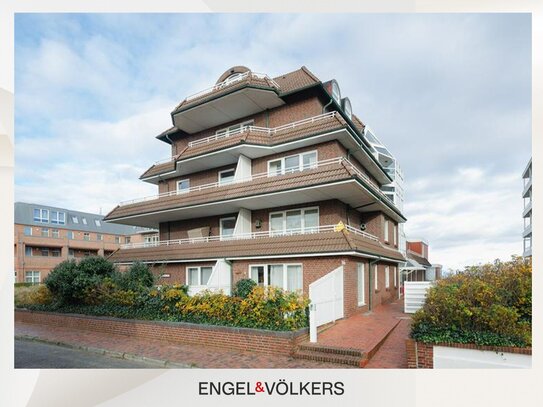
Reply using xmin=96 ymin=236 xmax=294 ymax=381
xmin=14 ymin=202 xmax=157 ymax=283
xmin=401 ymin=239 xmax=441 ymax=283
xmin=522 ymin=158 xmax=532 ymax=258
xmin=105 ymin=66 xmax=407 ymax=324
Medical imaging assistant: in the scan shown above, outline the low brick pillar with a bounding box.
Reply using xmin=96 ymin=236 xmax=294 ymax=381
xmin=405 ymin=339 xmax=433 ymax=368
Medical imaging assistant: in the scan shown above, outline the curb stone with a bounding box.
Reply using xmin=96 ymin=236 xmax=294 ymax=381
xmin=15 ymin=334 xmax=193 ymax=368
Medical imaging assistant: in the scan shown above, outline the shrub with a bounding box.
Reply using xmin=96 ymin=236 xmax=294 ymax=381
xmin=15 ymin=284 xmax=53 ymax=307
xmin=232 ymin=278 xmax=257 ymax=298
xmin=113 ymin=262 xmax=155 ymax=292
xmin=411 ymin=256 xmax=532 ymax=347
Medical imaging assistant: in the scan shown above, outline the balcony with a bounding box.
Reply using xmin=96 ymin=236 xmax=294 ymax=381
xmin=108 ymin=224 xmax=406 ymax=264
xmin=523 ymin=200 xmax=532 ymax=218
xmin=171 ymin=71 xmax=284 ymax=133
xmin=522 ymin=178 xmax=532 ymax=198
xmin=141 ymin=112 xmax=391 ymax=186
xmin=523 ymin=223 xmax=532 ymax=238
xmin=106 ymin=157 xmax=406 ymax=228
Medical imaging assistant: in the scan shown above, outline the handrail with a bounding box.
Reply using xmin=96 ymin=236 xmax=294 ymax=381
xmin=183 ymin=71 xmax=280 ymax=103
xmin=187 ymin=111 xmax=338 ymax=148
xmin=119 ymin=156 xmax=397 ymax=209
xmin=120 ymin=223 xmax=379 ymax=249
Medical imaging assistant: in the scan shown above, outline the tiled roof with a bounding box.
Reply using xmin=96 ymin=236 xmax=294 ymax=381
xmin=407 ymin=251 xmax=432 ymax=267
xmin=108 ymin=161 xmax=354 ymax=221
xmin=108 ymin=230 xmax=405 ymax=263
xmin=351 ymin=114 xmax=366 ymax=133
xmin=141 ymin=113 xmax=349 ymax=179
xmin=272 ymin=66 xmax=320 ymax=93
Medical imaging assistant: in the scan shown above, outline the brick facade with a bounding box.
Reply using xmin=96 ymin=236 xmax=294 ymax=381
xmin=15 ymin=309 xmax=308 ymax=356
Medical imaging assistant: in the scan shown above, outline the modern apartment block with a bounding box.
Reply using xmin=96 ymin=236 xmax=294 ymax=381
xmin=522 ymin=158 xmax=532 ymax=258
xmin=14 ymin=202 xmax=157 ymax=284
xmin=105 ymin=66 xmax=407 ymax=323
xmin=401 ymin=239 xmax=441 ymax=283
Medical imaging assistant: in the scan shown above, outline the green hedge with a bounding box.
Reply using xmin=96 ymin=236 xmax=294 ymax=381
xmin=411 ymin=256 xmax=532 ymax=347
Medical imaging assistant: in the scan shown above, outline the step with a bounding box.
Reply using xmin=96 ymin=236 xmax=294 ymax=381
xmin=298 ymin=343 xmax=364 ymax=358
xmin=293 ymin=349 xmax=363 ymax=367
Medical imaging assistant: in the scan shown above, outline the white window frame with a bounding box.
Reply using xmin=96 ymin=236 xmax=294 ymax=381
xmin=385 ymin=266 xmax=390 ymax=289
xmin=33 ymin=208 xmax=49 ymax=223
xmin=41 ymin=228 xmax=49 ymax=237
xmin=51 ymin=211 xmax=65 ymax=225
xmin=357 ymin=263 xmax=365 ymax=306
xmin=177 ymin=179 xmax=190 ymax=194
xmin=83 ymin=232 xmax=90 ymax=241
xmin=67 ymin=231 xmax=74 ymax=240
xmin=393 ymin=224 xmax=397 ymax=246
xmin=268 ymin=206 xmax=319 ymax=235
xmin=97 ymin=233 xmax=103 ymax=241
xmin=267 ymin=150 xmax=318 ymax=177
xmin=248 ymin=263 xmax=303 ymax=292
xmin=218 ymin=168 xmax=236 ymax=186
xmin=186 ymin=266 xmax=213 ymax=286
xmin=52 ymin=229 xmax=60 ymax=238
xmin=25 ymin=271 xmax=40 ymax=284
xmin=220 ymin=216 xmax=237 ymax=239
xmin=215 ymin=120 xmax=254 ymax=136
xmin=72 ymin=216 xmax=79 ymax=224
xmin=94 ymin=219 xmax=101 ymax=227
xmin=393 ymin=266 xmax=397 ymax=287
xmin=374 ymin=266 xmax=378 ymax=291
xmin=384 ymin=220 xmax=389 ymax=243
xmin=82 ymin=217 xmax=87 ymax=225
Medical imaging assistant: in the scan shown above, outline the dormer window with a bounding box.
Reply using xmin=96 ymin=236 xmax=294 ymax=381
xmin=33 ymin=208 xmax=49 ymax=223
xmin=331 ymin=81 xmax=341 ymax=103
xmin=51 ymin=211 xmax=65 ymax=225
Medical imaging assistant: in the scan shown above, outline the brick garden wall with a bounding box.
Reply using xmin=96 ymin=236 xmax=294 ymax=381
xmin=405 ymin=339 xmax=532 ymax=368
xmin=15 ymin=309 xmax=308 ymax=356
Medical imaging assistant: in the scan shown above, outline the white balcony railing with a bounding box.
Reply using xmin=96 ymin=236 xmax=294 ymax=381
xmin=118 ymin=156 xmax=396 ymax=210
xmin=188 ymin=111 xmax=338 ymax=148
xmin=120 ymin=223 xmax=379 ymax=250
xmin=183 ymin=71 xmax=280 ymax=104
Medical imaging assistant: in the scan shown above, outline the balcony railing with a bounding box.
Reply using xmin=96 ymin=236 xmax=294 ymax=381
xmin=119 ymin=156 xmax=398 ymax=212
xmin=120 ymin=223 xmax=379 ymax=250
xmin=183 ymin=71 xmax=280 ymax=104
xmin=188 ymin=111 xmax=338 ymax=148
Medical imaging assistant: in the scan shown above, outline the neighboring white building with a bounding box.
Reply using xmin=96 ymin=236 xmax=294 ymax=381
xmin=364 ymin=126 xmax=407 ymax=254
xmin=522 ymin=158 xmax=532 ymax=258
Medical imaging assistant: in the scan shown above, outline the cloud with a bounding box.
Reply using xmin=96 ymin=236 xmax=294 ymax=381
xmin=14 ymin=14 xmax=531 ymax=271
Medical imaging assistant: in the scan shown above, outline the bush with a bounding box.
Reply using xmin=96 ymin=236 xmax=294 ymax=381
xmin=411 ymin=256 xmax=532 ymax=347
xmin=233 ymin=278 xmax=257 ymax=298
xmin=15 ymin=284 xmax=53 ymax=307
xmin=113 ymin=262 xmax=155 ymax=292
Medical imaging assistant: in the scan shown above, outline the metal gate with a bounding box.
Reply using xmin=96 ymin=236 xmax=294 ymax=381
xmin=309 ymin=266 xmax=344 ymax=327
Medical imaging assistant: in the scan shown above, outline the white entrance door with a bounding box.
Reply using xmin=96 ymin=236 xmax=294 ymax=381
xmin=309 ymin=266 xmax=344 ymax=327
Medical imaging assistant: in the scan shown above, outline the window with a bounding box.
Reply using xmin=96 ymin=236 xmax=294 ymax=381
xmin=249 ymin=264 xmax=302 ymax=291
xmin=25 ymin=247 xmax=32 ymax=257
xmin=83 ymin=233 xmax=90 ymax=241
xmin=374 ymin=266 xmax=378 ymax=291
xmin=51 ymin=249 xmax=61 ymax=257
xmin=215 ymin=120 xmax=254 ymax=137
xmin=384 ymin=220 xmax=389 ymax=243
xmin=268 ymin=151 xmax=318 ymax=176
xmin=385 ymin=266 xmax=390 ymax=289
xmin=94 ymin=219 xmax=101 ymax=227
xmin=41 ymin=248 xmax=49 ymax=257
xmin=187 ymin=266 xmax=213 ymax=286
xmin=84 ymin=251 xmax=91 ymax=257
xmin=177 ymin=179 xmax=190 ymax=194
xmin=23 ymin=226 xmax=32 ymax=236
xmin=51 ymin=211 xmax=65 ymax=225
xmin=331 ymin=81 xmax=341 ymax=103
xmin=68 ymin=249 xmax=75 ymax=257
xmin=269 ymin=207 xmax=319 ymax=235
xmin=41 ymin=228 xmax=49 ymax=237
xmin=82 ymin=217 xmax=87 ymax=225
xmin=97 ymin=233 xmax=103 ymax=241
xmin=393 ymin=266 xmax=397 ymax=287
xmin=67 ymin=231 xmax=74 ymax=240
xmin=33 ymin=208 xmax=49 ymax=223
xmin=125 ymin=236 xmax=131 ymax=244
xmin=144 ymin=234 xmax=159 ymax=246
xmin=357 ymin=263 xmax=365 ymax=306
xmin=393 ymin=224 xmax=397 ymax=246
xmin=25 ymin=271 xmax=40 ymax=284
xmin=220 ymin=217 xmax=236 ymax=239
xmin=72 ymin=216 xmax=79 ymax=224
xmin=52 ymin=229 xmax=60 ymax=238
xmin=115 ymin=236 xmax=121 ymax=244
xmin=218 ymin=168 xmax=236 ymax=185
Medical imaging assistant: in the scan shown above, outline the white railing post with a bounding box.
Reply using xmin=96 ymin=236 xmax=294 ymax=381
xmin=309 ymin=303 xmax=317 ymax=343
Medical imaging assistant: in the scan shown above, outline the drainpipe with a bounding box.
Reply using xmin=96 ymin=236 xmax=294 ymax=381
xmin=322 ymin=98 xmax=333 ymax=114
xmin=165 ymin=134 xmax=176 ymax=154
xmin=368 ymin=256 xmax=381 ymax=311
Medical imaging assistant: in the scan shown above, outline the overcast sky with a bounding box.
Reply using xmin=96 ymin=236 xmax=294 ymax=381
xmin=14 ymin=13 xmax=531 ymax=271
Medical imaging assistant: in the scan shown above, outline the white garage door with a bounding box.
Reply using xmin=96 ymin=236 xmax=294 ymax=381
xmin=309 ymin=266 xmax=344 ymax=327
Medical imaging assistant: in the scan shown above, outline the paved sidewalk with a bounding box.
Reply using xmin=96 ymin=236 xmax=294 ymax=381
xmin=15 ymin=322 xmax=350 ymax=369
xmin=365 ymin=318 xmax=411 ymax=368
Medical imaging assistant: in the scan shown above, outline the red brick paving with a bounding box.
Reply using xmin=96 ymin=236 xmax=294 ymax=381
xmin=365 ymin=318 xmax=411 ymax=368
xmin=15 ymin=322 xmax=352 ymax=369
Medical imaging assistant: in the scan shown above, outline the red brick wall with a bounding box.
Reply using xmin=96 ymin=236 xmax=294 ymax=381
xmin=405 ymin=339 xmax=532 ymax=368
xmin=15 ymin=309 xmax=308 ymax=356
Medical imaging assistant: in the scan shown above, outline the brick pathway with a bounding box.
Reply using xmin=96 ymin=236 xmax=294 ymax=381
xmin=364 ymin=318 xmax=411 ymax=368
xmin=15 ymin=322 xmax=351 ymax=369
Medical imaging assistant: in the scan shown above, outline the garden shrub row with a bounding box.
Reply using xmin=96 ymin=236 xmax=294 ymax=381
xmin=411 ymin=256 xmax=532 ymax=347
xmin=18 ymin=257 xmax=309 ymax=331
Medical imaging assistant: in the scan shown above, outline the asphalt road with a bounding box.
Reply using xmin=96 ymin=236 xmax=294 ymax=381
xmin=15 ymin=339 xmax=166 ymax=369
